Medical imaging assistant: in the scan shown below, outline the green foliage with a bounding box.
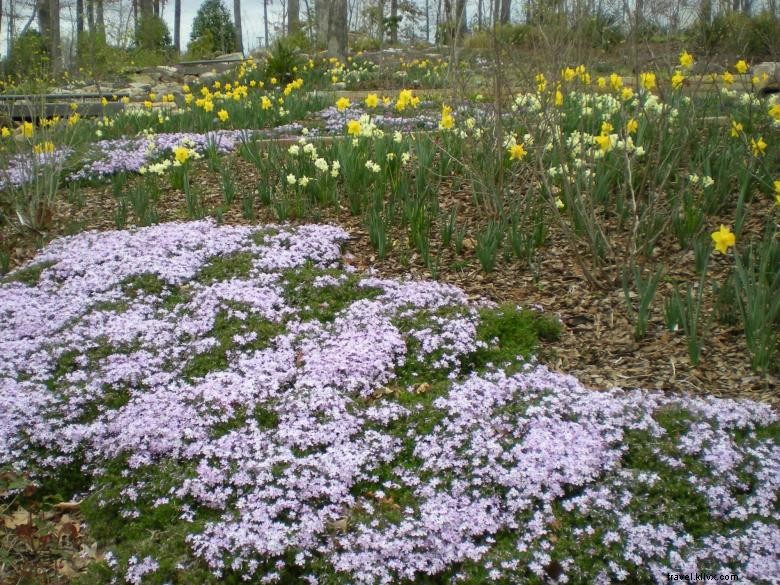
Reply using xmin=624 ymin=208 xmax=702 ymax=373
xmin=182 ymin=305 xmax=282 ymax=380
xmin=2 ymin=260 xmax=56 ymax=286
xmin=733 ymin=226 xmax=780 ymax=373
xmin=77 ymin=31 xmax=127 ymax=79
xmin=5 ymin=30 xmax=50 ymax=83
xmin=464 ymin=23 xmax=532 ymax=48
xmin=265 ymin=38 xmax=304 ymax=84
xmin=196 ymin=251 xmax=254 ymax=283
xmin=574 ymin=11 xmax=625 ymax=50
xmin=135 ymin=14 xmax=173 ymax=53
xmin=281 ymin=263 xmax=382 ymax=322
xmin=469 ymin=304 xmax=561 ymax=371
xmin=692 ymin=11 xmax=780 ymax=57
xmin=189 ymin=0 xmax=237 ymax=57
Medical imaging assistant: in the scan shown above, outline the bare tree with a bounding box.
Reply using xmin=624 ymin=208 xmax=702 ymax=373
xmin=37 ymin=0 xmax=61 ymax=72
xmin=264 ymin=0 xmax=270 ymax=46
xmin=234 ymin=0 xmax=244 ymax=52
xmin=500 ymin=0 xmax=510 ymax=22
xmin=289 ymin=0 xmax=300 ymax=33
xmin=315 ymin=0 xmax=347 ymax=55
xmin=390 ymin=0 xmax=398 ymax=43
xmin=174 ymin=0 xmax=181 ymax=51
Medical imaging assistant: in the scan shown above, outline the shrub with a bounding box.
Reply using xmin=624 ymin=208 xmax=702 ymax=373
xmin=134 ymin=14 xmax=173 ymax=53
xmin=5 ymin=30 xmax=51 ymax=83
xmin=265 ymin=38 xmax=303 ymax=84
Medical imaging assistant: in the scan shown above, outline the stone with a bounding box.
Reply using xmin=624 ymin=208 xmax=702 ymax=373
xmin=198 ymin=71 xmax=219 ymax=84
xmin=215 ymin=52 xmax=244 ymax=62
xmin=752 ymin=62 xmax=780 ymax=94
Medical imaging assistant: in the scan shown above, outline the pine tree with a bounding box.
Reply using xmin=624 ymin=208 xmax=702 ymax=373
xmin=190 ymin=0 xmax=237 ymax=55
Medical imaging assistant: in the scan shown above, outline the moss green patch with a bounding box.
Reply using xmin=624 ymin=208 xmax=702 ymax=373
xmin=182 ymin=303 xmax=282 ymax=380
xmin=120 ymin=273 xmax=189 ymax=310
xmin=468 ymin=304 xmax=561 ymax=372
xmin=2 ymin=260 xmax=56 ymax=286
xmin=196 ymin=251 xmax=254 ymax=284
xmin=252 ymin=226 xmax=281 ymax=246
xmin=281 ymin=263 xmax=382 ymax=322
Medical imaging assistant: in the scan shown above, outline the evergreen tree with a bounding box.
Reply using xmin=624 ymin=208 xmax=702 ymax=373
xmin=189 ymin=0 xmax=237 ymax=56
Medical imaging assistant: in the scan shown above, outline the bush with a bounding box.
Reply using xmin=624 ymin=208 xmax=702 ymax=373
xmin=77 ymin=31 xmax=130 ymax=79
xmin=5 ymin=30 xmax=51 ymax=83
xmin=134 ymin=14 xmax=173 ymax=53
xmin=692 ymin=11 xmax=780 ymax=57
xmin=575 ymin=11 xmax=625 ymax=50
xmin=265 ymin=38 xmax=303 ymax=84
xmin=464 ymin=23 xmax=532 ymax=48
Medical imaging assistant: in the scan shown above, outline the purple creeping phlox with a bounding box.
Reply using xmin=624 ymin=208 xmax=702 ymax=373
xmin=0 ymin=220 xmax=778 ymax=584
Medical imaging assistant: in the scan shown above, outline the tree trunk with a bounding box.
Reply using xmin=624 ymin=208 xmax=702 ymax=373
xmin=315 ymin=0 xmax=329 ymax=47
xmin=500 ymin=0 xmax=510 ymax=22
xmin=234 ymin=0 xmax=244 ymax=53
xmin=264 ymin=0 xmax=270 ymax=47
xmin=174 ymin=0 xmax=181 ymax=51
xmin=328 ymin=0 xmax=347 ymax=56
xmin=96 ymin=0 xmax=104 ymax=32
xmin=76 ymin=0 xmax=84 ymax=35
xmin=37 ymin=0 xmax=60 ymax=72
xmin=288 ymin=0 xmax=300 ymax=34
xmin=377 ymin=0 xmax=384 ymax=43
xmin=390 ymin=0 xmax=398 ymax=44
xmin=87 ymin=0 xmax=95 ymax=30
xmin=153 ymin=0 xmax=160 ymax=17
xmin=140 ymin=0 xmax=153 ymax=19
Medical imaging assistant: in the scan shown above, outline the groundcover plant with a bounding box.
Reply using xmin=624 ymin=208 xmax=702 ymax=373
xmin=1 ymin=220 xmax=778 ymax=584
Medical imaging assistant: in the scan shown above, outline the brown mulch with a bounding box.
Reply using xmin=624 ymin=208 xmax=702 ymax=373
xmin=2 ymin=152 xmax=778 ymax=412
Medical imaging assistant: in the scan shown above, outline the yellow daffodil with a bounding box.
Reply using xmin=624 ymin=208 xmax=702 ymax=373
xmin=750 ymin=136 xmax=767 ymax=156
xmin=67 ymin=113 xmax=80 ymax=126
xmin=536 ymin=73 xmax=547 ymax=92
xmin=769 ymin=103 xmax=780 ymax=121
xmin=639 ymin=72 xmax=656 ymax=91
xmin=679 ymin=51 xmax=694 ymax=70
xmin=270 ymin=77 xmax=278 ymax=85
xmin=554 ymin=88 xmax=564 ymax=106
xmin=439 ymin=105 xmax=455 ymax=130
xmin=508 ymin=143 xmax=527 ymax=160
xmin=182 ymin=84 xmax=190 ymax=93
xmin=1 ymin=127 xmax=10 ymax=137
xmin=174 ymin=146 xmax=191 ymax=164
xmin=101 ymin=97 xmax=108 ymax=106
xmin=22 ymin=122 xmax=33 ymax=137
xmin=594 ymin=134 xmax=613 ymax=152
xmin=202 ymin=100 xmax=214 ymax=112
xmin=33 ymin=141 xmax=55 ymax=154
xmin=774 ymin=180 xmax=780 ymax=206
xmin=735 ymin=60 xmax=748 ymax=74
xmin=609 ymin=73 xmax=623 ymax=90
xmin=601 ymin=121 xmax=613 ymax=134
xmin=597 ymin=76 xmax=607 ymax=89
xmin=121 ymin=96 xmax=130 ymax=104
xmin=621 ymin=87 xmax=634 ymax=101
xmin=722 ymin=71 xmax=734 ymax=86
xmin=626 ymin=118 xmax=638 ymax=134
xmin=346 ymin=119 xmax=362 ymax=136
xmin=217 ymin=109 xmax=229 ymax=122
xmin=144 ymin=100 xmax=153 ymax=109
xmin=261 ymin=96 xmax=272 ymax=110
xmin=731 ymin=120 xmax=743 ymax=138
xmin=364 ymin=93 xmax=379 ymax=108
xmin=711 ymin=225 xmax=735 ymax=254
xmin=69 ymin=101 xmax=78 ymax=111
xmin=336 ymin=97 xmax=351 ymax=111
xmin=671 ymin=71 xmax=685 ymax=89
